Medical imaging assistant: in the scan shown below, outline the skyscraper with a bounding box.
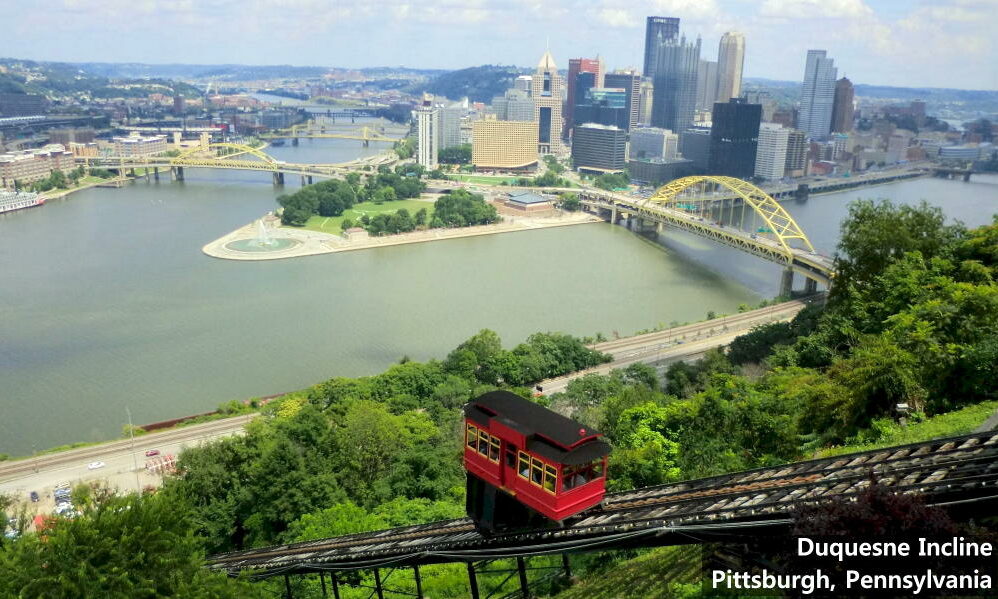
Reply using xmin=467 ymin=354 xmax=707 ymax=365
xmin=571 ymin=124 xmax=627 ymax=173
xmin=603 ymin=70 xmax=641 ymax=131
xmin=651 ymin=35 xmax=700 ymax=134
xmin=708 ymin=98 xmax=761 ymax=178
xmin=532 ymin=50 xmax=563 ymax=154
xmin=638 ymin=79 xmax=654 ymax=125
xmin=565 ymin=57 xmax=603 ymax=138
xmin=574 ymin=88 xmax=629 ymax=130
xmin=831 ymin=77 xmax=855 ymax=133
xmin=437 ymin=104 xmax=464 ymax=151
xmin=493 ymin=89 xmax=534 ymax=122
xmin=798 ymin=50 xmax=837 ymax=139
xmin=785 ymin=129 xmax=808 ymax=177
xmin=716 ymin=32 xmax=745 ymax=104
xmin=695 ymin=60 xmax=718 ymax=111
xmin=416 ymin=94 xmax=439 ymax=168
xmin=643 ymin=16 xmax=680 ymax=78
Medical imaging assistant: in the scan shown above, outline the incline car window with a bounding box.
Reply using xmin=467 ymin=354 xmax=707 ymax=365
xmin=562 ymin=458 xmax=606 ymax=490
xmin=466 ymin=423 xmax=500 ymax=463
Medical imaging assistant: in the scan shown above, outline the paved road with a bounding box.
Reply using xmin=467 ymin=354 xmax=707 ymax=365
xmin=0 ymin=415 xmax=255 ymax=505
xmin=537 ymin=297 xmax=816 ymax=394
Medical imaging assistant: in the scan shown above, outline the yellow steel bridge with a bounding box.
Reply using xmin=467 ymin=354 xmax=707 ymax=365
xmin=260 ymin=120 xmax=403 ymax=144
xmin=77 ymin=143 xmax=394 ymax=183
xmin=577 ymin=176 xmax=834 ymax=294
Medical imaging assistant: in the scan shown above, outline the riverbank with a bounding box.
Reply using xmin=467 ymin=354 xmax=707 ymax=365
xmin=202 ymin=210 xmax=602 ymax=260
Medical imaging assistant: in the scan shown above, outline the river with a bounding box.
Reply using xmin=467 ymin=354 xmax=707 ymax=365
xmin=1 ymin=136 xmax=996 ymax=454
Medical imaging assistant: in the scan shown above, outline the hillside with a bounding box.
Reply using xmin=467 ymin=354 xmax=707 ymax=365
xmin=421 ymin=64 xmax=527 ymax=103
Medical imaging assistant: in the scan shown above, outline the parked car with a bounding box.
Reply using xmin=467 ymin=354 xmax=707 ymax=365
xmin=144 ymin=449 xmax=160 ymax=457
xmin=87 ymin=461 xmax=105 ymax=470
xmin=29 ymin=491 xmax=39 ymax=503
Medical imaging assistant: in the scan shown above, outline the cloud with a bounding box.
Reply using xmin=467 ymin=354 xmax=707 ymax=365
xmin=759 ymin=0 xmax=873 ymax=19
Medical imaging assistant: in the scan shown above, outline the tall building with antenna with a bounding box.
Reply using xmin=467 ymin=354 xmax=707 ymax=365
xmin=532 ymin=49 xmax=564 ymax=154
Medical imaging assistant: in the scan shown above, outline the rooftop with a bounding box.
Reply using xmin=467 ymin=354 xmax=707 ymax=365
xmin=507 ymin=191 xmax=551 ymax=204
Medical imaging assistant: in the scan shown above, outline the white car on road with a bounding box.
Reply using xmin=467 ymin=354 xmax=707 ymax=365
xmin=87 ymin=461 xmax=105 ymax=470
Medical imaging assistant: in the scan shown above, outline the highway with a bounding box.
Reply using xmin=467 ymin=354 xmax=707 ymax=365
xmin=0 ymin=298 xmax=815 ymax=511
xmin=0 ymin=415 xmax=254 ymax=508
xmin=538 ymin=296 xmax=816 ymax=394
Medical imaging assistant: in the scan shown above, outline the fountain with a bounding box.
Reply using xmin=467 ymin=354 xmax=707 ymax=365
xmin=256 ymin=219 xmax=274 ymax=247
xmin=224 ymin=218 xmax=301 ymax=253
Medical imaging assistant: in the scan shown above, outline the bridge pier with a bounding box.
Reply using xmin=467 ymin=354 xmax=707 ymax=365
xmin=610 ymin=205 xmax=617 ymax=224
xmin=292 ymin=137 xmax=299 ymax=146
xmin=171 ymin=166 xmax=184 ymax=181
xmin=804 ymin=277 xmax=818 ymax=294
xmin=795 ymin=183 xmax=809 ymax=200
xmin=964 ymin=171 xmax=972 ymax=182
xmin=273 ymin=172 xmax=285 ymax=185
xmin=153 ymin=167 xmax=159 ymax=181
xmin=656 ymin=221 xmax=664 ymax=234
xmin=779 ymin=268 xmax=794 ymax=298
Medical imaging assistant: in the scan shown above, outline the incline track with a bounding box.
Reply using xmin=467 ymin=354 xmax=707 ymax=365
xmin=209 ymin=431 xmax=998 ymax=578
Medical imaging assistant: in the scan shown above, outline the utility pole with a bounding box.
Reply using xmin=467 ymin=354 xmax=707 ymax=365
xmin=126 ymin=407 xmax=141 ymax=495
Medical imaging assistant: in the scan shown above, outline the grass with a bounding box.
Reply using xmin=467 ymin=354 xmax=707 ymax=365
xmin=545 ymin=546 xmax=704 ymax=599
xmin=816 ymin=400 xmax=998 ymax=458
xmin=293 ymin=198 xmax=435 ymax=234
xmin=448 ymin=173 xmax=520 ymax=185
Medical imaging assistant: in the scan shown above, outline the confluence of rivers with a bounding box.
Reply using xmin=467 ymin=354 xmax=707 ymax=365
xmin=1 ymin=130 xmax=995 ymax=455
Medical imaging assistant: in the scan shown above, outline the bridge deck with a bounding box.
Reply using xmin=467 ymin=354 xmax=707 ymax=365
xmin=208 ymin=431 xmax=998 ymax=579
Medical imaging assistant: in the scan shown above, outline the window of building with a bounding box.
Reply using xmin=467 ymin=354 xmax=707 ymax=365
xmin=466 ymin=424 xmax=477 ymax=449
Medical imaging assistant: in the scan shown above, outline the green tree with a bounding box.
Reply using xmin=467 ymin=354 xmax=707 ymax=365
xmin=438 ymin=144 xmax=472 ymax=164
xmin=0 ymin=486 xmax=264 ymax=598
xmin=559 ymin=192 xmax=581 ymax=211
xmin=832 ymin=199 xmax=964 ymax=301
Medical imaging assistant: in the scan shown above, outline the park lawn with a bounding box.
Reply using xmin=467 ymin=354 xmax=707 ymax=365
xmin=295 ymin=198 xmax=435 ymax=234
xmin=448 ymin=174 xmax=520 ymax=185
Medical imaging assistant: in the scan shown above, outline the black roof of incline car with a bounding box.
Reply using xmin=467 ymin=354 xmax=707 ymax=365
xmin=464 ymin=391 xmax=610 ymax=464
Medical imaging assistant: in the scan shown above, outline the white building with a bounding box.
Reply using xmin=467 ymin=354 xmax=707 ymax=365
xmin=754 ymin=123 xmax=790 ymax=181
xmin=416 ymin=95 xmax=439 ymax=169
xmin=112 ymin=133 xmax=168 ymax=157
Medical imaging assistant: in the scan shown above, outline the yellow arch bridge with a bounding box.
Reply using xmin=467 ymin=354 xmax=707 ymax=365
xmin=260 ymin=120 xmax=403 ymax=145
xmin=78 ymin=143 xmax=392 ymax=184
xmin=577 ymin=176 xmax=834 ymax=295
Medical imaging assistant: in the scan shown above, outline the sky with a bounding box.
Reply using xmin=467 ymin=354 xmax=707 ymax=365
xmin=3 ymin=0 xmax=996 ymax=90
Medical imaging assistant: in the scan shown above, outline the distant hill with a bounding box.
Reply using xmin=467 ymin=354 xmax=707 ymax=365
xmin=744 ymin=77 xmax=998 ymax=102
xmin=419 ymin=65 xmax=528 ymax=103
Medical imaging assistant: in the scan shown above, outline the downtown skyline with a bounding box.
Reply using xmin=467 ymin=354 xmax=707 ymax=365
xmin=2 ymin=0 xmax=996 ymax=91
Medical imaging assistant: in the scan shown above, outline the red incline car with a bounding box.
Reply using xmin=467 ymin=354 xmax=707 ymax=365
xmin=463 ymin=390 xmax=610 ymax=532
